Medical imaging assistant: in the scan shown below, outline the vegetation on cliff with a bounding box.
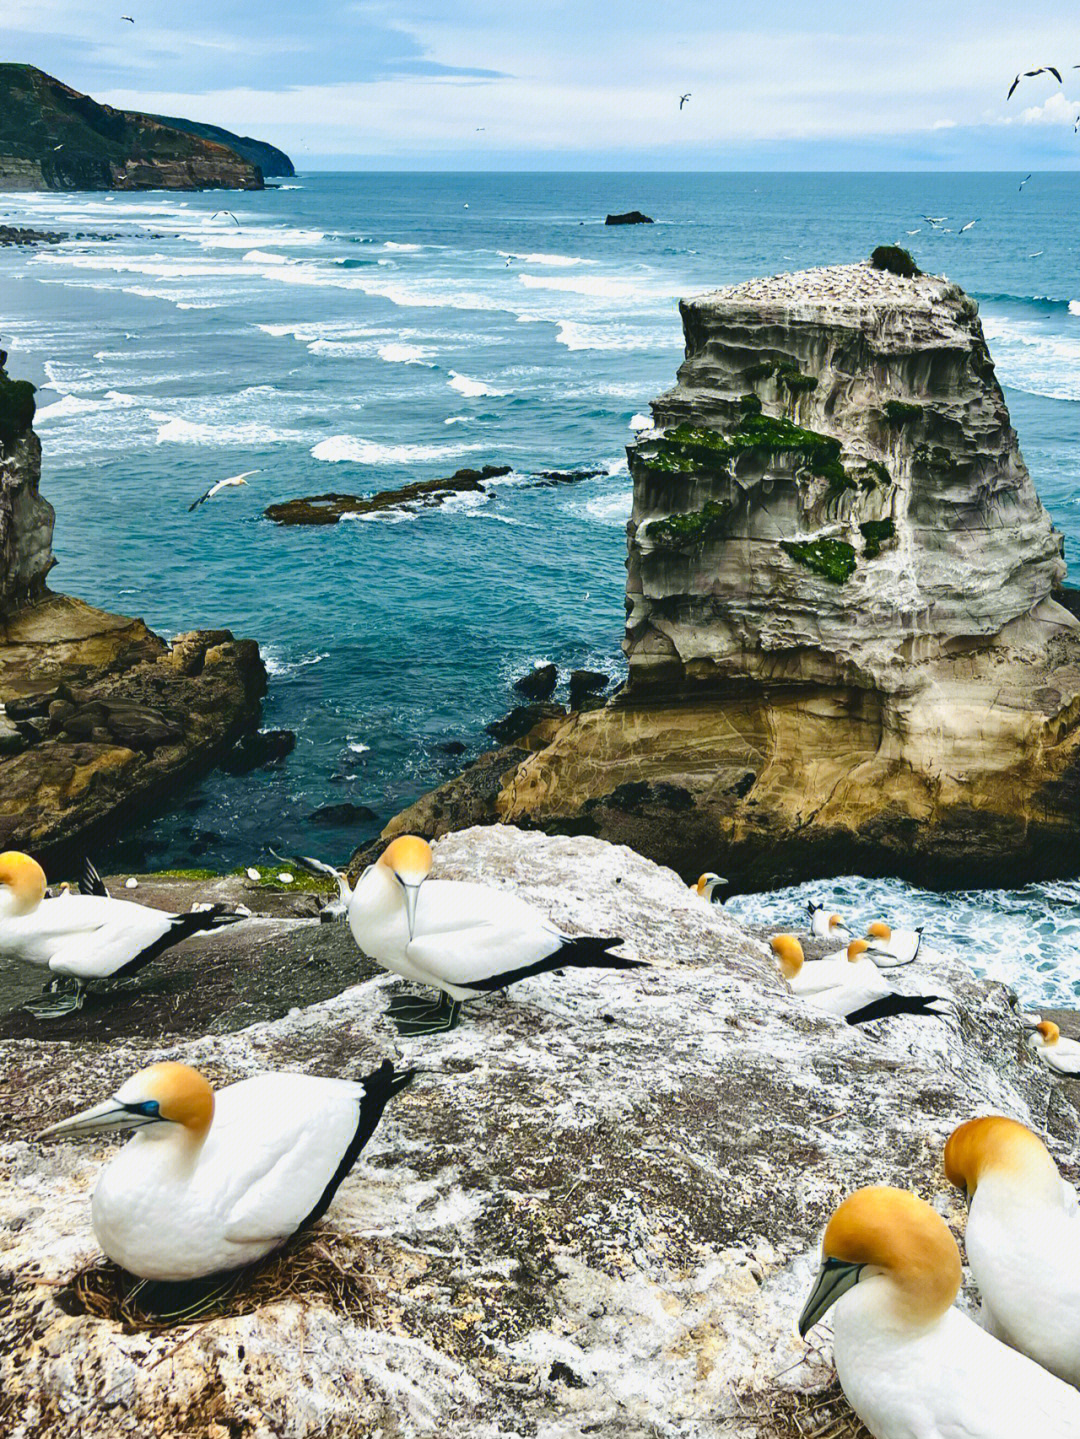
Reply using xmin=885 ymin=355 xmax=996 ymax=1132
xmin=0 ymin=355 xmax=35 ymax=454
xmin=780 ymin=536 xmax=857 ymax=583
xmin=141 ymin=114 xmax=294 ymax=176
xmin=870 ymin=244 xmax=921 ymax=278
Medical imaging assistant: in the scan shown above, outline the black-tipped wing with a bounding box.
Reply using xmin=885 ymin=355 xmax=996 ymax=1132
xmin=465 ymin=934 xmax=642 ymax=992
xmin=844 ymin=993 xmax=950 ymax=1026
xmin=79 ymin=858 xmax=109 ymax=898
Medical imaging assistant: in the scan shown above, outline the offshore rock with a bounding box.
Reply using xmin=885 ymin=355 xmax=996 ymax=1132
xmin=473 ymin=261 xmax=1080 ymax=888
xmin=265 ymin=465 xmax=512 ymax=525
xmin=0 ymin=827 xmax=1074 ymax=1437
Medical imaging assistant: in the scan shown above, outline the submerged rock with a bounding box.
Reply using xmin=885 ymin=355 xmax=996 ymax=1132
xmin=265 ymin=465 xmax=512 ymax=526
xmin=218 ymin=727 xmax=295 ymax=774
xmin=307 ymin=800 xmax=377 ymax=826
xmin=0 ymin=826 xmax=1073 ymax=1436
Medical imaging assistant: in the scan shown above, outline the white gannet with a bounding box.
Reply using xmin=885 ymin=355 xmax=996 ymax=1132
xmin=770 ymin=934 xmax=949 ymax=1027
xmin=292 ymin=835 xmax=643 ymax=1036
xmin=1028 ymin=1020 xmax=1080 ymax=1077
xmin=693 ymin=872 xmax=727 ymax=905
xmin=188 ymin=470 xmax=260 ymax=512
xmin=862 ymin=918 xmax=923 ymax=968
xmin=806 ymin=901 xmax=851 ymax=941
xmin=799 ymin=1186 xmax=1080 ymax=1439
xmin=40 ymin=1058 xmax=414 ymax=1320
xmin=0 ymin=852 xmax=242 ymax=1017
xmin=944 ymin=1115 xmax=1080 ymax=1386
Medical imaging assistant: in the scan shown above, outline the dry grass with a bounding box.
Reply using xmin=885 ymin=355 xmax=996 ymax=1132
xmin=739 ymin=1378 xmax=872 ymax=1439
xmin=61 ymin=1229 xmax=379 ymax=1332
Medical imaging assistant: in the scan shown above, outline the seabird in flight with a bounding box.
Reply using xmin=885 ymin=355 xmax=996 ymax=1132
xmin=189 ymin=470 xmax=259 ymax=512
xmin=1019 ymin=173 xmax=1032 ymax=191
xmin=959 ymin=219 xmax=979 ymax=233
xmin=211 ymin=210 xmax=241 ymax=227
xmin=679 ymin=94 xmax=691 ymax=109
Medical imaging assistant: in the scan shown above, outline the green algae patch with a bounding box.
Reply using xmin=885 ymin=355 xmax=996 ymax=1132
xmin=863 ymin=460 xmax=891 ymax=488
xmin=742 ymin=360 xmax=775 ymax=383
xmin=859 ymin=519 xmax=895 ymax=558
xmin=648 ymin=499 xmax=732 ymax=551
xmin=884 ymin=400 xmax=922 ymax=425
xmin=155 ymin=867 xmax=219 ymax=881
xmin=914 ymin=443 xmax=960 ymax=472
xmin=739 ymin=393 xmax=763 ymax=415
xmin=230 ymin=863 xmax=339 ymax=893
xmin=871 ymin=245 xmax=921 ymax=278
xmin=775 ymin=362 xmax=818 ymax=394
xmin=781 ymin=538 xmax=857 ymax=584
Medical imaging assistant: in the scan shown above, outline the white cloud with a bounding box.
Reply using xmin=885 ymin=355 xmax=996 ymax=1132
xmin=1017 ymin=92 xmax=1080 ymax=127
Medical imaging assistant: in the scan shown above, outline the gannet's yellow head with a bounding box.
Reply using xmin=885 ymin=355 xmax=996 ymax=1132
xmin=40 ymin=1061 xmax=214 ymax=1142
xmin=847 ymin=939 xmax=870 ymax=963
xmin=0 ymin=851 xmax=47 ymax=917
xmin=867 ymin=921 xmax=891 ymax=941
xmin=1034 ymin=1020 xmax=1060 ymax=1047
xmin=379 ymin=835 xmax=433 ymax=939
xmin=695 ymin=872 xmax=727 ymax=899
xmin=770 ymin=934 xmax=804 ymax=980
xmin=945 ymin=1115 xmax=1061 ymax=1203
xmin=828 ymin=913 xmax=846 ymax=932
xmin=799 ymin=1186 xmax=960 ymax=1336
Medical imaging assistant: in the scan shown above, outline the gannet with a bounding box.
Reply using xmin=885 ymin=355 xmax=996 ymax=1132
xmin=41 ymin=1058 xmax=413 ymax=1320
xmin=291 ymin=836 xmax=642 ymax=1035
xmin=0 ymin=852 xmax=241 ymax=1017
xmin=188 ymin=470 xmax=259 ymax=512
xmin=944 ymin=1115 xmax=1080 ymax=1386
xmin=806 ymin=901 xmax=850 ymax=941
xmin=770 ymin=934 xmax=949 ymax=1027
xmin=799 ymin=1186 xmax=1080 ymax=1439
xmin=694 ymin=872 xmax=727 ymax=905
xmin=862 ymin=919 xmax=923 ymax=967
xmin=1028 ymin=1020 xmax=1080 ymax=1077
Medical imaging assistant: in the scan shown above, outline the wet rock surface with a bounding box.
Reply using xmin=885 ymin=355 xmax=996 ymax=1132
xmin=265 ymin=465 xmax=513 ymax=525
xmin=1 ymin=827 xmax=1074 ymax=1437
xmin=605 ymin=211 xmax=654 ymax=225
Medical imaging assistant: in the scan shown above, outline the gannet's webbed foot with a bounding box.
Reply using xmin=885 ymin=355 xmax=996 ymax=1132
xmin=386 ymin=992 xmax=438 ymax=1018
xmin=24 ymin=980 xmax=85 ymax=1019
xmin=390 ymin=992 xmax=462 ymax=1037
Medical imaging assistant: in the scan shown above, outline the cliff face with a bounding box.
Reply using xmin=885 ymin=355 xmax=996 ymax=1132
xmin=388 ymin=262 xmax=1080 ymax=889
xmin=0 ymin=356 xmax=54 ymax=612
xmin=0 ymin=65 xmax=263 ymax=191
xmin=143 ymin=114 xmax=295 ymax=176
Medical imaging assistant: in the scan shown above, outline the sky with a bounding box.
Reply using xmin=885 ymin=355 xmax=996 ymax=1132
xmin=3 ymin=0 xmax=1079 ymax=169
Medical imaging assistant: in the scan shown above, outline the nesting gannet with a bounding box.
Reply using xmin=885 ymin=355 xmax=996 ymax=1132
xmin=944 ymin=1116 xmax=1080 ymax=1386
xmin=862 ymin=919 xmax=923 ymax=967
xmin=291 ymin=836 xmax=643 ymax=1035
xmin=770 ymin=934 xmax=949 ymax=1027
xmin=0 ymin=852 xmax=242 ymax=1016
xmin=41 ymin=1058 xmax=413 ymax=1319
xmin=806 ymin=901 xmax=850 ymax=941
xmin=694 ymin=872 xmax=727 ymax=905
xmin=1028 ymin=1020 xmax=1080 ymax=1077
xmin=799 ymin=1186 xmax=1080 ymax=1438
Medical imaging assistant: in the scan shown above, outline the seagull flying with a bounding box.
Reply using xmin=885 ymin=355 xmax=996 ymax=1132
xmin=188 ymin=470 xmax=259 ymax=512
xmin=1019 ymin=174 xmax=1032 ymax=191
xmin=1009 ymin=66 xmax=1063 ymax=98
xmin=679 ymin=93 xmax=691 ymax=109
xmin=923 ymin=215 xmax=947 ymax=226
xmin=121 ymin=13 xmax=134 ymax=20
xmin=211 ymin=210 xmax=240 ymax=227
xmin=959 ymin=219 xmax=979 ymax=233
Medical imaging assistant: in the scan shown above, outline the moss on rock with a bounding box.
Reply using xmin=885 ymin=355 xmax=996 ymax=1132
xmin=0 ymin=363 xmax=35 ymax=453
xmin=780 ymin=537 xmax=857 ymax=583
xmin=884 ymin=400 xmax=922 ymax=425
xmin=859 ymin=518 xmax=895 ymax=558
xmin=648 ymin=499 xmax=732 ymax=551
xmin=775 ymin=362 xmax=818 ymax=394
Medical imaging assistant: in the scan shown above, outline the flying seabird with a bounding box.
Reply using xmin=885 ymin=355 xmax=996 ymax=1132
xmin=945 ymin=1115 xmax=1080 ymax=1387
xmin=799 ymin=1186 xmax=1080 ymax=1438
xmin=923 ymin=215 xmax=947 ymax=225
xmin=40 ymin=1058 xmax=414 ymax=1319
xmin=694 ymin=872 xmax=727 ymax=905
xmin=770 ymin=934 xmax=947 ymax=1026
xmin=121 ymin=13 xmax=134 ymax=20
xmin=960 ymin=219 xmax=979 ymax=233
xmin=862 ymin=919 xmax=923 ymax=967
xmin=679 ymin=93 xmax=691 ymax=109
xmin=1009 ymin=67 xmax=1063 ymax=100
xmin=188 ymin=470 xmax=259 ymax=512
xmin=211 ymin=210 xmax=241 ymax=227
xmin=806 ymin=901 xmax=850 ymax=942
xmin=1019 ymin=173 xmax=1032 ymax=191
xmin=0 ymin=853 xmax=242 ymax=1017
xmin=290 ymin=835 xmax=643 ymax=1035
xmin=1028 ymin=1020 xmax=1080 ymax=1077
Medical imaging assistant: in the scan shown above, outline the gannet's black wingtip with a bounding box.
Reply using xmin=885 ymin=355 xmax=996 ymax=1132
xmin=79 ymin=858 xmax=109 ymax=898
xmin=844 ymin=993 xmax=951 ymax=1027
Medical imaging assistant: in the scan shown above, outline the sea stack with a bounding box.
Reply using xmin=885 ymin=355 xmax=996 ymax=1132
xmin=391 ymin=261 xmax=1080 ymax=888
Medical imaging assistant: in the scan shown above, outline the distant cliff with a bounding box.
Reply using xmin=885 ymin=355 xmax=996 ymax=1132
xmin=0 ymin=64 xmax=263 ymax=191
xmin=380 ymin=260 xmax=1080 ymax=889
xmin=143 ymin=114 xmax=294 ymax=177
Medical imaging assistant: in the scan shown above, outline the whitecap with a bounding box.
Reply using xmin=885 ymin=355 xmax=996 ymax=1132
xmin=383 ymin=241 xmax=423 ymax=252
xmin=156 ymin=416 xmax=301 ymax=445
xmin=347 ymin=739 xmax=371 ymax=754
xmin=1070 ymin=300 xmax=1080 ymax=317
xmin=377 ymin=342 xmax=436 ymax=364
xmin=629 ymin=413 xmax=653 ymax=431
xmin=498 ymin=251 xmax=593 ymax=267
xmin=35 ymin=393 xmax=101 ymax=421
xmin=262 ymin=649 xmax=329 ymax=678
xmin=448 ymin=371 xmax=509 ymax=398
xmin=311 ymin=435 xmax=485 ymax=464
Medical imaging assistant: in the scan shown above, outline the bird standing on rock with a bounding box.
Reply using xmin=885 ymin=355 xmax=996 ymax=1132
xmin=945 ymin=1115 xmax=1080 ymax=1387
xmin=799 ymin=1186 xmax=1080 ymax=1438
xmin=40 ymin=1059 xmax=414 ymax=1320
xmin=290 ymin=835 xmax=642 ymax=1036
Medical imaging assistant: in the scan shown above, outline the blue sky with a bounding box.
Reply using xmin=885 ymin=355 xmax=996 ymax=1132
xmin=4 ymin=0 xmax=1079 ymax=169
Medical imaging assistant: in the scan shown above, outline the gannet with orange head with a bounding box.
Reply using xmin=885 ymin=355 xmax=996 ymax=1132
xmin=862 ymin=918 xmax=923 ymax=968
xmin=770 ymin=934 xmax=950 ymax=1027
xmin=40 ymin=1058 xmax=413 ymax=1319
xmin=693 ymin=873 xmax=727 ymax=905
xmin=290 ymin=835 xmax=642 ymax=1036
xmin=806 ymin=901 xmax=850 ymax=942
xmin=946 ymin=1116 xmax=1080 ymax=1386
xmin=800 ymin=1186 xmax=1080 ymax=1438
xmin=0 ymin=853 xmax=241 ymax=1017
xmin=1028 ymin=1020 xmax=1080 ymax=1078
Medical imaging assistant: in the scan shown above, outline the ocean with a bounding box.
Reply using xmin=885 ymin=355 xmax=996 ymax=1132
xmin=1 ymin=170 xmax=1079 ymax=1005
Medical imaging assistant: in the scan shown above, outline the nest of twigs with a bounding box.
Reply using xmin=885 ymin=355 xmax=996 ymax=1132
xmin=739 ymin=1378 xmax=872 ymax=1439
xmin=58 ymin=1229 xmax=379 ymax=1332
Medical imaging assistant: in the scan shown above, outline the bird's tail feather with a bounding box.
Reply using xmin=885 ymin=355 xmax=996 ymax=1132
xmin=845 ymin=993 xmax=951 ymax=1027
xmin=114 ymin=905 xmax=240 ymax=977
xmin=468 ymin=935 xmax=643 ymax=993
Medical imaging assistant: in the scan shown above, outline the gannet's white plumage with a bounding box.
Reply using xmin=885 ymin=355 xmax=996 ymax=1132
xmin=1028 ymin=1020 xmax=1080 ymax=1077
xmin=806 ymin=901 xmax=850 ymax=941
xmin=693 ymin=872 xmax=727 ymax=905
xmin=41 ymin=1059 xmax=413 ymax=1311
xmin=296 ymin=835 xmax=640 ymax=1034
xmin=800 ymin=1186 xmax=1080 ymax=1439
xmin=0 ymin=853 xmax=239 ymax=1013
xmin=862 ymin=919 xmax=923 ymax=968
xmin=946 ymin=1116 xmax=1080 ymax=1386
xmin=770 ymin=935 xmax=949 ymax=1027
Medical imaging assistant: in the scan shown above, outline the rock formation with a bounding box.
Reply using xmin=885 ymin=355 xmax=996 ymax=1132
xmin=265 ymin=466 xmax=512 ymax=525
xmin=0 ymin=827 xmax=1073 ymax=1437
xmin=140 ymin=113 xmax=295 ymax=177
xmin=0 ymin=351 xmax=266 ymax=862
xmin=0 ymin=65 xmax=264 ymax=191
xmin=384 ymin=261 xmax=1080 ymax=889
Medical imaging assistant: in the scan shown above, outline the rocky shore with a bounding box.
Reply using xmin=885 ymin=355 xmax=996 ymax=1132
xmin=376 ymin=260 xmax=1080 ymax=890
xmin=266 ymin=466 xmax=512 ymax=526
xmin=0 ymin=352 xmax=267 ymax=865
xmin=1 ymin=826 xmax=1075 ymax=1437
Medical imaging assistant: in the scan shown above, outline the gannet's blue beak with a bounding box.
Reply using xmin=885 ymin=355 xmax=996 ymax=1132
xmin=402 ymin=883 xmax=421 ymax=942
xmin=798 ymin=1257 xmax=864 ymax=1337
xmin=39 ymin=1097 xmax=162 ymax=1140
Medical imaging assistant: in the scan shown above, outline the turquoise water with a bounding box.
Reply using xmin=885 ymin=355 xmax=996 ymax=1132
xmin=2 ymin=171 xmax=1080 ymax=999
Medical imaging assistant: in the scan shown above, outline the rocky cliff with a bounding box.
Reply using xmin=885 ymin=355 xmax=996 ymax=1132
xmin=143 ymin=113 xmax=295 ymax=177
xmin=0 ymin=828 xmax=1073 ymax=1437
xmin=384 ymin=260 xmax=1080 ymax=889
xmin=0 ymin=65 xmax=263 ymax=191
xmin=0 ymin=351 xmax=267 ymax=861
